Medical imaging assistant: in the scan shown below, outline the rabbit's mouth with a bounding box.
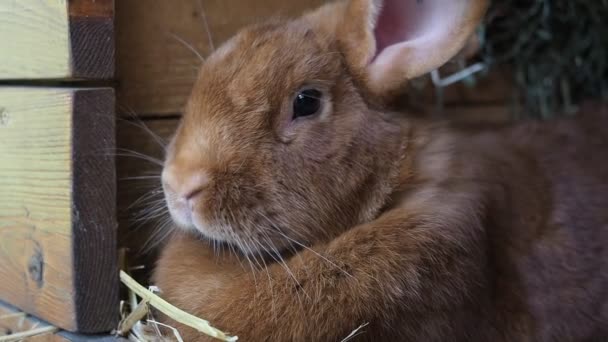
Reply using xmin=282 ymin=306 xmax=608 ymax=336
xmin=184 ymin=212 xmax=304 ymax=261
xmin=165 ymin=190 xmax=301 ymax=257
xmin=165 ymin=196 xmax=231 ymax=242
xmin=188 ymin=218 xmax=303 ymax=259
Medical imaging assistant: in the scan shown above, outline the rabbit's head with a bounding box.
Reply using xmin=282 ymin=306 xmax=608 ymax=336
xmin=161 ymin=0 xmax=488 ymax=254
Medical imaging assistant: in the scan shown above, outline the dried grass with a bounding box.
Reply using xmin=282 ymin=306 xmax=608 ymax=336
xmin=419 ymin=1 xmax=608 ymax=119
xmin=119 ymin=270 xmax=238 ymax=342
xmin=480 ymin=0 xmax=608 ymax=118
xmin=0 ymin=325 xmax=58 ymax=342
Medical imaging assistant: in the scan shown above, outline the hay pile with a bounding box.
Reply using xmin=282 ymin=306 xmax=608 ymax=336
xmin=479 ymin=0 xmax=608 ymax=118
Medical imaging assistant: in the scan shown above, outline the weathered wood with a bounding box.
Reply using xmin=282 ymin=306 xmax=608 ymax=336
xmin=0 ymin=301 xmax=124 ymax=341
xmin=0 ymin=0 xmax=114 ymax=80
xmin=116 ymin=0 xmax=327 ymax=115
xmin=69 ymin=0 xmax=114 ymax=17
xmin=0 ymin=88 xmax=117 ymax=333
xmin=68 ymin=0 xmax=115 ymax=79
xmin=70 ymin=90 xmax=118 ymax=333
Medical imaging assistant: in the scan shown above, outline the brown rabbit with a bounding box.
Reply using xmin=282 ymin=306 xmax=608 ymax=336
xmin=153 ymin=0 xmax=608 ymax=340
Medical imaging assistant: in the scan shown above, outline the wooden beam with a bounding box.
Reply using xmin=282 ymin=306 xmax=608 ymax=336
xmin=0 ymin=0 xmax=114 ymax=80
xmin=0 ymin=88 xmax=118 ymax=333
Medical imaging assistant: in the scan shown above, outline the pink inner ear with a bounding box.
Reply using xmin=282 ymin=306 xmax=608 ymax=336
xmin=374 ymin=0 xmax=427 ymax=54
xmin=366 ymin=0 xmax=483 ymax=89
xmin=372 ymin=0 xmax=460 ymax=60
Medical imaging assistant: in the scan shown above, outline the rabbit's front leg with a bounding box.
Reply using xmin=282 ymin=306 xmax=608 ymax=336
xmin=155 ymin=184 xmax=491 ymax=341
xmin=153 ymin=232 xmax=249 ymax=315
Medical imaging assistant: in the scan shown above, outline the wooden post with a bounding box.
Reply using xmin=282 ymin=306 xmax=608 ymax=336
xmin=0 ymin=0 xmax=117 ymax=334
xmin=0 ymin=300 xmax=126 ymax=341
xmin=0 ymin=88 xmax=117 ymax=333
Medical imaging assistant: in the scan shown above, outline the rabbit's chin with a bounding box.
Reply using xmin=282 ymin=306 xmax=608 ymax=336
xmin=168 ymin=206 xmax=230 ymax=242
xmin=167 ymin=204 xmax=275 ymax=256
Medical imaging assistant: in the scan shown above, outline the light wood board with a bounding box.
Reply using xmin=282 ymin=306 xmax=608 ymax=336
xmin=0 ymin=0 xmax=114 ymax=80
xmin=0 ymin=87 xmax=117 ymax=333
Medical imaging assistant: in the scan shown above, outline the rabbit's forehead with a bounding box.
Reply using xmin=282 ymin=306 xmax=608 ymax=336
xmin=180 ymin=20 xmax=342 ymax=138
xmin=208 ymin=24 xmax=334 ymax=91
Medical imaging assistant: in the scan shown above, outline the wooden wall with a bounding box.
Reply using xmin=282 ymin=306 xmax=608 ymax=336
xmin=115 ymin=0 xmax=515 ymax=272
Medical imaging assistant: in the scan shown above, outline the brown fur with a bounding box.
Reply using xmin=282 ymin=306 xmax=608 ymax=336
xmin=154 ymin=0 xmax=607 ymax=340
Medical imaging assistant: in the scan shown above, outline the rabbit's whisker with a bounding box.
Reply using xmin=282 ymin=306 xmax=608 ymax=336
xmin=168 ymin=32 xmax=205 ymax=62
xmin=198 ymin=0 xmax=215 ymax=52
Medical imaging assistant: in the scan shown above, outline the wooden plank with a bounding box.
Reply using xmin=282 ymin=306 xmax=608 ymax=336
xmin=0 ymin=88 xmax=118 ymax=333
xmin=67 ymin=0 xmax=115 ymax=79
xmin=116 ymin=0 xmax=327 ymax=116
xmin=0 ymin=301 xmax=124 ymax=341
xmin=0 ymin=0 xmax=114 ymax=80
xmin=70 ymin=89 xmax=118 ymax=333
xmin=1 ymin=300 xmax=64 ymax=341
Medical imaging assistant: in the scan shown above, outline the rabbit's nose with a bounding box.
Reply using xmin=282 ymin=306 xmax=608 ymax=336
xmin=162 ymin=165 xmax=209 ymax=203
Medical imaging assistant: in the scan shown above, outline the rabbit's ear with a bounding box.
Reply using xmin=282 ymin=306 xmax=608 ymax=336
xmin=327 ymin=0 xmax=488 ymax=97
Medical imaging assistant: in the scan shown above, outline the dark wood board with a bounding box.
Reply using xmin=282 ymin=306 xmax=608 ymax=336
xmin=69 ymin=0 xmax=115 ymax=79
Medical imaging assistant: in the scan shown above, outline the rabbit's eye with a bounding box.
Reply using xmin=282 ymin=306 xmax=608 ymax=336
xmin=292 ymin=89 xmax=322 ymax=119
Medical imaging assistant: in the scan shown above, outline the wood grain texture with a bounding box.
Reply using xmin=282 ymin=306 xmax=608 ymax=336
xmin=0 ymin=300 xmax=123 ymax=341
xmin=69 ymin=0 xmax=115 ymax=79
xmin=0 ymin=1 xmax=70 ymax=79
xmin=69 ymin=0 xmax=114 ymax=17
xmin=116 ymin=0 xmax=327 ymax=115
xmin=70 ymin=89 xmax=118 ymax=333
xmin=0 ymin=88 xmax=117 ymax=333
xmin=0 ymin=0 xmax=114 ymax=80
